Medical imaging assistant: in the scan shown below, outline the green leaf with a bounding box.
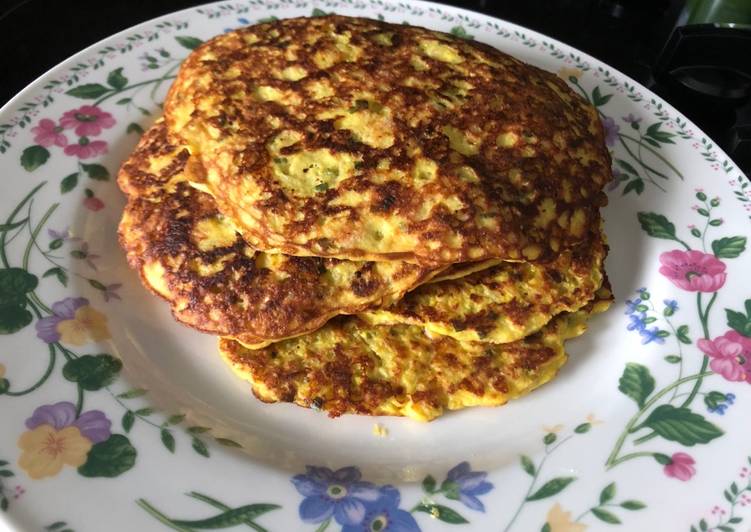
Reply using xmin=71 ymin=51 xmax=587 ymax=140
xmin=599 ymin=482 xmax=616 ymax=504
xmin=78 ymin=434 xmax=137 ymax=477
xmin=726 ymin=306 xmax=751 ymax=337
xmin=117 ymin=387 xmax=147 ymax=399
xmin=520 ymin=454 xmax=536 ymax=476
xmin=592 ymin=86 xmax=613 ymax=107
xmin=592 ymin=507 xmax=621 ymax=524
xmin=122 ymin=411 xmax=135 ymax=433
xmin=645 ymin=122 xmax=675 ymax=144
xmin=422 ymin=474 xmax=437 ymax=493
xmin=43 ymin=267 xmax=68 ymax=287
xmin=621 ymin=500 xmax=646 ymax=510
xmin=0 ymin=218 xmax=27 ymax=232
xmin=677 ymin=325 xmax=691 ymax=344
xmin=106 ymin=67 xmax=128 ymax=90
xmin=66 ymin=83 xmax=110 ymax=99
xmin=46 ymin=522 xmax=67 ymax=531
xmin=191 ymin=437 xmax=209 ymax=458
xmin=623 ymin=178 xmax=645 ymax=195
xmin=640 ymin=404 xmax=723 ymax=446
xmin=167 ymin=413 xmax=186 ymax=425
xmin=450 ymin=26 xmax=474 ymax=40
xmin=311 ymin=8 xmax=329 ymax=16
xmin=62 ymin=354 xmax=122 ymax=391
xmin=643 ymin=136 xmax=660 ymax=148
xmin=728 ymin=517 xmax=743 ymax=524
xmin=526 ymin=477 xmax=576 ymax=501
xmin=0 ymin=470 xmax=13 ymax=477
xmin=115 ymin=97 xmax=132 ymax=105
xmin=709 ymin=219 xmax=723 ymax=227
xmin=82 ymin=163 xmax=109 ymax=181
xmin=215 ymin=437 xmax=242 ymax=448
xmin=172 ymin=504 xmax=281 ymax=529
xmin=441 ymin=479 xmax=460 ymax=500
xmin=574 ymin=422 xmax=591 ymax=434
xmin=690 ymin=228 xmax=702 ymax=238
xmin=175 ymin=36 xmax=203 ymax=50
xmin=49 ymin=238 xmax=63 ymax=250
xmin=712 ymin=236 xmax=746 ymax=258
xmin=20 ymin=145 xmax=50 ymax=171
xmin=0 ymin=268 xmax=38 ymax=301
xmin=187 ymin=425 xmax=211 ymax=434
xmin=135 ymin=407 xmax=154 ymax=416
xmin=0 ymin=302 xmax=32 ymax=334
xmin=161 ymin=429 xmax=176 ymax=453
xmin=541 ymin=524 xmax=551 ymax=532
xmin=615 ymin=159 xmax=638 ymax=175
xmin=664 ymin=355 xmax=681 ymax=364
xmin=126 ymin=122 xmax=144 ymax=135
xmin=637 ymin=212 xmax=676 ymax=240
xmin=543 ymin=433 xmax=556 ymax=445
xmin=618 ymin=363 xmax=655 ymax=408
xmin=697 ymin=208 xmax=710 ymax=217
xmin=413 ymin=503 xmax=469 ymax=524
xmin=60 ymin=172 xmax=78 ymax=193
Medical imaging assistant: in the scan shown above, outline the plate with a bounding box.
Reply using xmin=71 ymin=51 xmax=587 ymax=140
xmin=1 ymin=1 xmax=750 ymax=531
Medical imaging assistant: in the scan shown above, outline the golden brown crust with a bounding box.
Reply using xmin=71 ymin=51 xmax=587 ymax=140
xmin=165 ymin=15 xmax=611 ymax=266
xmin=117 ymin=120 xmax=437 ymax=344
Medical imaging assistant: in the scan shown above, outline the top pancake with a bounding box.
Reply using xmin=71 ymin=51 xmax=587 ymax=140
xmin=165 ymin=15 xmax=611 ymax=266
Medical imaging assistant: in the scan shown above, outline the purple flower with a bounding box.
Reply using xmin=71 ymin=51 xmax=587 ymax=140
xmin=601 ymin=116 xmax=620 ymax=146
xmin=47 ymin=227 xmax=79 ymax=242
xmin=639 ymin=326 xmax=665 ymax=345
xmin=622 ymin=113 xmax=642 ymax=125
xmin=443 ymin=462 xmax=494 ymax=512
xmin=292 ymin=466 xmax=381 ymax=525
xmin=102 ymin=283 xmax=122 ymax=302
xmin=35 ymin=297 xmax=88 ymax=343
xmin=341 ymin=486 xmax=419 ymax=532
xmin=25 ymin=401 xmax=111 ymax=443
xmin=627 ymin=313 xmax=647 ymax=332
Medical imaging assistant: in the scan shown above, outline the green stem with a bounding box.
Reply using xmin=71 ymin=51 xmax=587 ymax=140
xmin=679 ymin=292 xmax=716 ymax=409
xmin=55 ymin=342 xmax=76 ymax=362
xmin=0 ymin=182 xmax=46 ymax=268
xmin=23 ymin=202 xmax=58 ymax=271
xmin=149 ymin=62 xmax=181 ymax=101
xmin=607 ymin=451 xmax=658 ymax=468
xmin=75 ymin=384 xmax=84 ymax=417
xmin=665 ymin=317 xmax=685 ymax=401
xmin=605 ymin=371 xmax=713 ymax=469
xmin=616 ymin=136 xmax=667 ymax=192
xmin=574 ymin=509 xmax=591 ymax=523
xmin=620 ymin=132 xmax=684 ymax=179
xmin=3 ymin=343 xmax=56 ymax=396
xmin=93 ymin=77 xmax=177 ymax=106
xmin=27 ymin=291 xmax=52 ymax=314
xmin=136 ymin=500 xmax=196 ymax=532
xmin=108 ymin=388 xmax=163 ymax=429
xmin=313 ymin=517 xmax=331 ymax=532
xmin=186 ymin=492 xmax=267 ymax=532
xmin=503 ymin=454 xmax=550 ymax=532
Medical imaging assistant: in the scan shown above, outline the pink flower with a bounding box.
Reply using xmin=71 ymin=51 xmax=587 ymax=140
xmin=664 ymin=452 xmax=696 ymax=481
xmin=59 ymin=105 xmax=115 ymax=137
xmin=64 ymin=137 xmax=108 ymax=159
xmin=31 ymin=118 xmax=68 ymax=147
xmin=697 ymin=331 xmax=751 ymax=383
xmin=84 ymin=196 xmax=105 ymax=212
xmin=659 ymin=250 xmax=726 ymax=292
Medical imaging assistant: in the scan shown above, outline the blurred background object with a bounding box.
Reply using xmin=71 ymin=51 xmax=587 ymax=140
xmin=0 ymin=0 xmax=748 ymax=172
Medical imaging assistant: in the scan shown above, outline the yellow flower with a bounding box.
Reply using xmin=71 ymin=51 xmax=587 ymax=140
xmin=543 ymin=424 xmax=564 ymax=434
xmin=546 ymin=503 xmax=587 ymax=532
xmin=18 ymin=425 xmax=92 ymax=479
xmin=557 ymin=67 xmax=582 ymax=81
xmin=586 ymin=413 xmax=604 ymax=426
xmin=57 ymin=306 xmax=110 ymax=346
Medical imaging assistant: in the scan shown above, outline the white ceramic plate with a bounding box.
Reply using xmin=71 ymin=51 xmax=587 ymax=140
xmin=1 ymin=1 xmax=750 ymax=531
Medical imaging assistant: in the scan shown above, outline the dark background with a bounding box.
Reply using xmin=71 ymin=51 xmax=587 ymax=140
xmin=1 ymin=0 xmax=748 ymax=172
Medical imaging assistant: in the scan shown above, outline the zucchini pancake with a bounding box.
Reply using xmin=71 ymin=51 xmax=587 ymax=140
xmin=118 ymin=15 xmax=613 ymax=421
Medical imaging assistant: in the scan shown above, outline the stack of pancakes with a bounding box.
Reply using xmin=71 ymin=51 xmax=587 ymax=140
xmin=118 ymin=15 xmax=613 ymax=421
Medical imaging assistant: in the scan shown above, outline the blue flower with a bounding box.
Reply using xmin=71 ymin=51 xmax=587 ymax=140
xmin=292 ymin=466 xmax=381 ymax=525
xmin=639 ymin=327 xmax=665 ymax=345
xmin=627 ymin=313 xmax=647 ymax=332
xmin=708 ymin=404 xmax=728 ymax=415
xmin=442 ymin=462 xmax=494 ymax=512
xmin=726 ymin=393 xmax=736 ymax=404
xmin=663 ymin=299 xmax=679 ymax=313
xmin=237 ymin=17 xmax=250 ymax=25
xmin=624 ymin=299 xmax=641 ymax=314
xmin=341 ymin=486 xmax=419 ymax=532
